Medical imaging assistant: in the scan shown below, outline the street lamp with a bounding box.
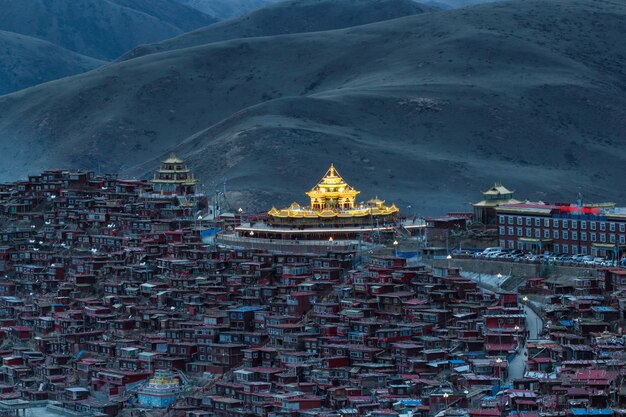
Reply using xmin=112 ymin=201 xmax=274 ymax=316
xmin=393 ymin=240 xmax=398 ymax=257
xmin=495 ymin=357 xmax=503 ymax=383
xmin=522 ymin=296 xmax=528 ymax=302
xmin=446 ymin=254 xmax=452 ymax=269
xmin=442 ymin=392 xmax=449 ymax=409
xmin=249 ymin=230 xmax=254 ymax=250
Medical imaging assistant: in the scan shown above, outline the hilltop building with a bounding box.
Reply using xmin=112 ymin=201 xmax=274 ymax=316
xmin=151 ymin=153 xmax=197 ymax=195
xmin=473 ymin=183 xmax=520 ymax=226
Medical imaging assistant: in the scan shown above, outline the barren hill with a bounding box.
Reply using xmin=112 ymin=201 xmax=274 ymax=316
xmin=121 ymin=0 xmax=437 ymax=61
xmin=175 ymin=0 xmax=281 ymax=20
xmin=0 ymin=0 xmax=624 ymax=213
xmin=0 ymin=0 xmax=217 ymax=60
xmin=0 ymin=30 xmax=104 ymax=95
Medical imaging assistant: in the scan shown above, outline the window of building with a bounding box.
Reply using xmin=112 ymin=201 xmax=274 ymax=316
xmin=562 ymin=244 xmax=568 ymax=254
xmin=535 ymin=229 xmax=540 ymax=238
xmin=553 ymin=219 xmax=559 ymax=228
xmin=535 ymin=218 xmax=541 ymax=227
xmin=600 ymin=222 xmax=606 ymax=231
xmin=508 ymin=227 xmax=514 ymax=235
xmin=581 ymin=221 xmax=587 ymax=230
xmin=526 ymin=217 xmax=531 ymax=226
xmin=526 ymin=229 xmax=532 ymax=237
xmin=581 ymin=232 xmax=587 ymax=241
xmin=591 ymin=222 xmax=596 ymax=231
xmin=499 ymin=216 xmax=505 ymax=224
xmin=620 ymin=235 xmax=625 ymax=244
xmin=620 ymin=223 xmax=625 ymax=233
xmin=544 ymin=230 xmax=550 ymax=238
xmin=571 ymin=220 xmax=577 ymax=229
xmin=591 ymin=233 xmax=597 ymax=242
xmin=572 ymin=245 xmax=578 ymax=254
xmin=553 ymin=230 xmax=559 ymax=239
xmin=562 ymin=231 xmax=568 ymax=240
xmin=610 ymin=223 xmax=616 ymax=232
xmin=610 ymin=235 xmax=615 ymax=243
xmin=572 ymin=231 xmax=578 ymax=240
xmin=581 ymin=246 xmax=587 ymax=255
xmin=554 ymin=244 xmax=560 ymax=252
xmin=600 ymin=234 xmax=606 ymax=243
xmin=518 ymin=241 xmax=524 ymax=250
xmin=517 ymin=228 xmax=523 ymax=236
xmin=517 ymin=217 xmax=523 ymax=225
xmin=499 ymin=226 xmax=505 ymax=236
xmin=508 ymin=216 xmax=513 ymax=224
xmin=562 ymin=219 xmax=568 ymax=228
xmin=544 ymin=218 xmax=550 ymax=227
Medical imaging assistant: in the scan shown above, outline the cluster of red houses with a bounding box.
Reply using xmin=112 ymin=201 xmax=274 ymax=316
xmin=0 ymin=169 xmax=625 ymax=417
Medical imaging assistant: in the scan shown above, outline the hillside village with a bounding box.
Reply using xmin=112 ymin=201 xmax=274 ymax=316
xmin=0 ymin=161 xmax=624 ymax=417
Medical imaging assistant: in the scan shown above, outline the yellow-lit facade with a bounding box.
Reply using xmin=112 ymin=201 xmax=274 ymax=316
xmin=267 ymin=164 xmax=398 ymax=225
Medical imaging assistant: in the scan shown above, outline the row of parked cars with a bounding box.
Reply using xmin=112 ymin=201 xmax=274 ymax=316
xmin=455 ymin=247 xmax=624 ymax=267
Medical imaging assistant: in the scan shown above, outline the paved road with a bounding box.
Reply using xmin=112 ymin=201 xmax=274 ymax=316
xmin=506 ymin=304 xmax=543 ymax=383
xmin=458 ymin=271 xmax=544 ymax=384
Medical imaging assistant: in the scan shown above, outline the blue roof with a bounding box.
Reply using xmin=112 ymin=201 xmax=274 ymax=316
xmin=398 ymin=399 xmax=422 ymax=406
xmin=591 ymin=306 xmax=618 ymax=312
xmin=449 ymin=360 xmax=466 ymax=364
xmin=571 ymin=409 xmax=614 ymax=416
xmin=558 ymin=320 xmax=574 ymax=326
xmin=229 ymin=306 xmax=265 ymax=313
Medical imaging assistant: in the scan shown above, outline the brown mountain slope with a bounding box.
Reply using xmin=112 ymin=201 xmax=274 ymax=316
xmin=0 ymin=0 xmax=624 ymax=213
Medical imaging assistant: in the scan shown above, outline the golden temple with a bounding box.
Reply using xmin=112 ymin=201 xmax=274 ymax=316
xmin=267 ymin=164 xmax=398 ymax=221
xmin=223 ymin=163 xmax=411 ymax=251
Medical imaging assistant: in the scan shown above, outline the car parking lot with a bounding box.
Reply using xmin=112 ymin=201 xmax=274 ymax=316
xmin=452 ymin=248 xmax=624 ymax=268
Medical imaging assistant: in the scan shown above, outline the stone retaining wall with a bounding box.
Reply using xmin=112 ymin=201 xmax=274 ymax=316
xmin=430 ymin=257 xmax=595 ymax=282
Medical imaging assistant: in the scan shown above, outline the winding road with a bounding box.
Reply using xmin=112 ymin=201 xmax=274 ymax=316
xmin=507 ymin=304 xmax=543 ymax=383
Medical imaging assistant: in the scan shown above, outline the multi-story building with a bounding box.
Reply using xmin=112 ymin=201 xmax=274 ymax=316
xmin=496 ymin=202 xmax=626 ymax=258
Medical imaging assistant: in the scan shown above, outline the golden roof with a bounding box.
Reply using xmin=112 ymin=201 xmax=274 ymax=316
xmin=162 ymin=153 xmax=185 ymax=164
xmin=482 ymin=183 xmax=514 ymax=196
xmin=306 ymin=163 xmax=359 ymax=203
xmin=268 ymin=163 xmax=399 ymax=219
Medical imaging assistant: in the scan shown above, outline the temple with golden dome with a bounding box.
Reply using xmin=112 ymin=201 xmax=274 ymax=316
xmin=151 ymin=153 xmax=197 ymax=195
xmin=230 ymin=164 xmax=401 ymax=247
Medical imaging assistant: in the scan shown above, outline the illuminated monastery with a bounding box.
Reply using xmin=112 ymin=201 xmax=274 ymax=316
xmin=232 ymin=164 xmax=401 ymax=247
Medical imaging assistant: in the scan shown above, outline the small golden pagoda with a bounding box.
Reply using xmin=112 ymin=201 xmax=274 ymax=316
xmin=306 ymin=164 xmax=359 ymax=210
xmin=151 ymin=153 xmax=198 ymax=195
xmin=267 ymin=164 xmax=398 ymax=226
